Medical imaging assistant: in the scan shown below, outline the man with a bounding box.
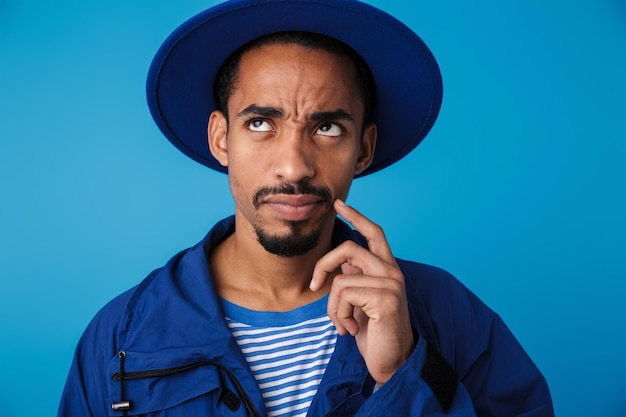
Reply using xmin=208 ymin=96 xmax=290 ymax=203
xmin=58 ymin=0 xmax=554 ymax=416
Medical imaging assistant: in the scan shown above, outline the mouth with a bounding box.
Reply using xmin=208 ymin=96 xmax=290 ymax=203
xmin=262 ymin=195 xmax=324 ymax=221
xmin=252 ymin=182 xmax=333 ymax=222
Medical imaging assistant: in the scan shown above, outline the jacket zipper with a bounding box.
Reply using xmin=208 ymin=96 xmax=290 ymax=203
xmin=111 ymin=353 xmax=261 ymax=417
xmin=111 ymin=360 xmax=223 ymax=380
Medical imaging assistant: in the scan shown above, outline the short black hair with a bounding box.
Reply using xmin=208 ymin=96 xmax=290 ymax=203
xmin=214 ymin=31 xmax=375 ymax=124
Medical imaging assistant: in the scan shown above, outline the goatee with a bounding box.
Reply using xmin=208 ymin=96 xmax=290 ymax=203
xmin=252 ymin=181 xmax=332 ymax=257
xmin=255 ymin=221 xmax=322 ymax=257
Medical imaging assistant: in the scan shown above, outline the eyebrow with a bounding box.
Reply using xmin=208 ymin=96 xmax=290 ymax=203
xmin=309 ymin=109 xmax=355 ymax=123
xmin=236 ymin=105 xmax=356 ymax=124
xmin=237 ymin=104 xmax=283 ymax=119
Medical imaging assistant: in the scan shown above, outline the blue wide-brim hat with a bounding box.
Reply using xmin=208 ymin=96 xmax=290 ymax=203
xmin=147 ymin=0 xmax=443 ymax=177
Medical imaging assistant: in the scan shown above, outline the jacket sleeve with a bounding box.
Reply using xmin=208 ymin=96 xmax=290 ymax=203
xmin=353 ymin=333 xmax=477 ymax=416
xmin=57 ymin=291 xmax=132 ymax=417
xmin=454 ymin=310 xmax=554 ymax=417
xmin=400 ymin=261 xmax=554 ymax=417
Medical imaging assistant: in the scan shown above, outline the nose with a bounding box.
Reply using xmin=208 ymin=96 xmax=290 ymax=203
xmin=272 ymin=129 xmax=315 ymax=183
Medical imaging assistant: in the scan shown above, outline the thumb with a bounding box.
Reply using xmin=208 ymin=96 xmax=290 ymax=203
xmin=341 ymin=262 xmax=363 ymax=275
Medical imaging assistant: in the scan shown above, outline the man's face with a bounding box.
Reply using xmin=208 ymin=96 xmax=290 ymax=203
xmin=208 ymin=43 xmax=376 ymax=257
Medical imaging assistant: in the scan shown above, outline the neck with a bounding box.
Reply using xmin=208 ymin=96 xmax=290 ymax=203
xmin=209 ymin=216 xmax=337 ymax=311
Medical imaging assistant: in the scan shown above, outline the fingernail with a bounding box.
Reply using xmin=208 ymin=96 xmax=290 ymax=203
xmin=335 ymin=199 xmax=346 ymax=207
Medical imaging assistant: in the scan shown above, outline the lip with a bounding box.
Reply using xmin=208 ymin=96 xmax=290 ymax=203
xmin=262 ymin=195 xmax=322 ymax=221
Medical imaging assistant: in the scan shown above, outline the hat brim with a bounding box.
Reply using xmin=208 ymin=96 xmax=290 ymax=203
xmin=147 ymin=0 xmax=443 ymax=177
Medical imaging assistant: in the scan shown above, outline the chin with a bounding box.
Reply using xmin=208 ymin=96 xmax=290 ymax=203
xmin=255 ymin=221 xmax=322 ymax=258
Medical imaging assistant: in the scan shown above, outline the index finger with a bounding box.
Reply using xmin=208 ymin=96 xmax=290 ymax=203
xmin=334 ymin=199 xmax=396 ymax=266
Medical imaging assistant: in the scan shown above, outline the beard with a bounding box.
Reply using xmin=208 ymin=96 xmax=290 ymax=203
xmin=252 ymin=181 xmax=332 ymax=257
xmin=254 ymin=220 xmax=322 ymax=257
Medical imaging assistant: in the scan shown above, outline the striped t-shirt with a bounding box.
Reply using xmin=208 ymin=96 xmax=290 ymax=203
xmin=221 ymin=295 xmax=338 ymax=417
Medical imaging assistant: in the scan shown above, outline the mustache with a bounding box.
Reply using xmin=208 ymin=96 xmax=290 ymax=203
xmin=253 ymin=181 xmax=333 ymax=209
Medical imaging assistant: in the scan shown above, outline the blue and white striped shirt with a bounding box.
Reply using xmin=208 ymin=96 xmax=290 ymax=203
xmin=222 ymin=295 xmax=338 ymax=417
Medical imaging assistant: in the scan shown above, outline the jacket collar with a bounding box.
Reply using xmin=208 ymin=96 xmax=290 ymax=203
xmin=110 ymin=216 xmax=370 ymax=415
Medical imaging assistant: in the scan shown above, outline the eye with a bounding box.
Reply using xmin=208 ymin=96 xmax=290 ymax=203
xmin=247 ymin=118 xmax=273 ymax=132
xmin=316 ymin=123 xmax=343 ymax=137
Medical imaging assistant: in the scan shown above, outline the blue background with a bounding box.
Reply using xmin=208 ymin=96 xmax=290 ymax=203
xmin=1 ymin=0 xmax=625 ymax=416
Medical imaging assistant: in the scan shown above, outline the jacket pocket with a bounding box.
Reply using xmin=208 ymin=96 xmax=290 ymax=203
xmin=107 ymin=350 xmax=260 ymax=416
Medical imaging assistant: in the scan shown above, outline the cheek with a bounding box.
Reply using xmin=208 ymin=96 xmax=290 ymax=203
xmin=322 ymin=149 xmax=359 ymax=180
xmin=326 ymin=165 xmax=357 ymax=200
xmin=228 ymin=173 xmax=252 ymax=209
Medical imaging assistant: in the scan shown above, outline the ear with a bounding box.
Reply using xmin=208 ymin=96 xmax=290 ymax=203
xmin=208 ymin=110 xmax=229 ymax=167
xmin=354 ymin=122 xmax=377 ymax=175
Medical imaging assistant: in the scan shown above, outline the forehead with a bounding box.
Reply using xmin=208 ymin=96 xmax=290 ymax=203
xmin=232 ymin=43 xmax=362 ymax=110
xmin=240 ymin=42 xmax=356 ymax=78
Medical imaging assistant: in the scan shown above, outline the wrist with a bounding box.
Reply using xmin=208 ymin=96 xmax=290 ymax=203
xmin=373 ymin=326 xmax=420 ymax=386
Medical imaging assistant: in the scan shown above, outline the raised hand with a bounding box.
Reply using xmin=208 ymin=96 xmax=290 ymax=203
xmin=310 ymin=199 xmax=415 ymax=385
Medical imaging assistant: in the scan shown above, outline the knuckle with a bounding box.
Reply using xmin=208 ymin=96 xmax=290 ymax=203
xmin=368 ymin=222 xmax=384 ymax=239
xmin=387 ymin=265 xmax=404 ymax=281
xmin=330 ymin=273 xmax=348 ymax=289
xmin=388 ymin=276 xmax=405 ymax=292
xmin=341 ymin=285 xmax=364 ymax=299
xmin=342 ymin=240 xmax=361 ymax=251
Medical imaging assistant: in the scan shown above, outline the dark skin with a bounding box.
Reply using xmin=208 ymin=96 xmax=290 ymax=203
xmin=207 ymin=43 xmax=413 ymax=385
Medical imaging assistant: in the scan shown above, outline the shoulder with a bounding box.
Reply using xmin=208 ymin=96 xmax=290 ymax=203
xmin=398 ymin=259 xmax=483 ymax=314
xmin=396 ymin=260 xmax=554 ymax=415
xmin=79 ymin=247 xmax=191 ymax=348
xmin=75 ymin=286 xmax=138 ymax=360
xmin=75 ymin=242 xmax=188 ymax=353
xmin=398 ymin=259 xmax=498 ymax=357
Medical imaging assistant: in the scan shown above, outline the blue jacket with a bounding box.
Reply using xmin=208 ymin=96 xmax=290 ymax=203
xmin=58 ymin=216 xmax=554 ymax=416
